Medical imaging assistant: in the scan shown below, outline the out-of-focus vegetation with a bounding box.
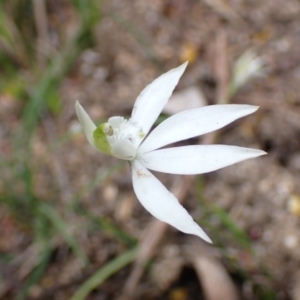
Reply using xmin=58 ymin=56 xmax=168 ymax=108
xmin=0 ymin=1 xmax=131 ymax=299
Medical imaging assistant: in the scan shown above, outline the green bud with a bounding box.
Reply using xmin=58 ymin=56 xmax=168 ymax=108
xmin=93 ymin=123 xmax=111 ymax=155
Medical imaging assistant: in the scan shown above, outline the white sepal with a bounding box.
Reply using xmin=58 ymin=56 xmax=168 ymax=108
xmin=131 ymin=62 xmax=188 ymax=146
xmin=139 ymin=104 xmax=259 ymax=153
xmin=131 ymin=159 xmax=212 ymax=243
xmin=138 ymin=145 xmax=267 ymax=174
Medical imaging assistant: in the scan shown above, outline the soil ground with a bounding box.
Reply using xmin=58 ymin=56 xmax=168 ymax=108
xmin=1 ymin=0 xmax=300 ymax=299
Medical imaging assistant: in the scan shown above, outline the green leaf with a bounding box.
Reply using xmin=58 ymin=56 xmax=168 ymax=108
xmin=16 ymin=248 xmax=52 ymax=300
xmin=69 ymin=247 xmax=137 ymax=300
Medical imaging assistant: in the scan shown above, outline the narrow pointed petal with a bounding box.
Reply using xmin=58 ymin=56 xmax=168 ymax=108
xmin=139 ymin=104 xmax=259 ymax=153
xmin=75 ymin=101 xmax=97 ymax=149
xmin=138 ymin=145 xmax=267 ymax=174
xmin=131 ymin=160 xmax=212 ymax=243
xmin=131 ymin=62 xmax=188 ymax=143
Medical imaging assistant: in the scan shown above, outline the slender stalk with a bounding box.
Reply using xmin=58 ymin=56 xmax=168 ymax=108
xmin=69 ymin=248 xmax=137 ymax=300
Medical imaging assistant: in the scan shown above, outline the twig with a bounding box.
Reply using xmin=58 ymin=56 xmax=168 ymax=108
xmin=32 ymin=0 xmax=49 ymax=70
xmin=43 ymin=116 xmax=73 ymax=203
xmin=213 ymin=31 xmax=230 ymax=104
xmin=202 ymin=0 xmax=245 ymax=25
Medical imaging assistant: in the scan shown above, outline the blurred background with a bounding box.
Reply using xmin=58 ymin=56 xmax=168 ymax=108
xmin=1 ymin=0 xmax=300 ymax=299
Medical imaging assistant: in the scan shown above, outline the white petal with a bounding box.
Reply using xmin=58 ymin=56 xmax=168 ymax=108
xmin=131 ymin=160 xmax=212 ymax=243
xmin=108 ymin=116 xmax=125 ymax=128
xmin=139 ymin=104 xmax=259 ymax=153
xmin=138 ymin=145 xmax=266 ymax=174
xmin=131 ymin=62 xmax=188 ymax=143
xmin=109 ymin=139 xmax=136 ymax=160
xmin=75 ymin=101 xmax=97 ymax=149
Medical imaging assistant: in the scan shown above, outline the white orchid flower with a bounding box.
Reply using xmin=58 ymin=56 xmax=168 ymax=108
xmin=75 ymin=62 xmax=266 ymax=243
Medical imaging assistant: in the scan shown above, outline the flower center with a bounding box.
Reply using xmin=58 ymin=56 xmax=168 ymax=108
xmin=103 ymin=116 xmax=145 ymax=160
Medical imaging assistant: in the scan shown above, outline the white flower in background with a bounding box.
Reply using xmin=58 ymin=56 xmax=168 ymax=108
xmin=230 ymin=50 xmax=264 ymax=96
xmin=75 ymin=62 xmax=266 ymax=243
